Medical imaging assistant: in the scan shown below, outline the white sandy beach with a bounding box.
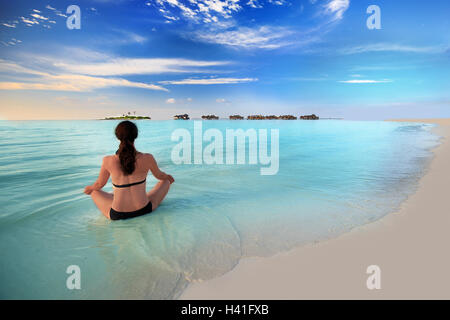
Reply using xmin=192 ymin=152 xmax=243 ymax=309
xmin=181 ymin=119 xmax=450 ymax=300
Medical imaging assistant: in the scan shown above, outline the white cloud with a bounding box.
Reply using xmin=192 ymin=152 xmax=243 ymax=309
xmin=322 ymin=0 xmax=349 ymax=21
xmin=0 ymin=60 xmax=168 ymax=92
xmin=55 ymin=58 xmax=229 ymax=76
xmin=339 ymin=79 xmax=392 ymax=84
xmin=20 ymin=16 xmax=39 ymax=25
xmin=30 ymin=13 xmax=49 ymax=21
xmin=58 ymin=47 xmax=112 ymax=62
xmin=165 ymin=97 xmax=194 ymax=103
xmin=0 ymin=59 xmax=45 ymax=74
xmin=0 ymin=77 xmax=167 ymax=92
xmin=2 ymin=23 xmax=16 ymax=28
xmin=150 ymin=1 xmax=323 ymax=51
xmin=45 ymin=4 xmax=68 ymax=19
xmin=88 ymin=29 xmax=149 ymax=46
xmin=268 ymin=0 xmax=287 ymax=6
xmin=216 ymin=98 xmax=230 ymax=103
xmin=193 ymin=25 xmax=294 ymax=49
xmin=124 ymin=32 xmax=147 ymax=44
xmin=164 ymin=15 xmax=180 ymax=21
xmin=197 ymin=0 xmax=242 ymax=17
xmin=153 ymin=0 xmax=289 ymax=23
xmin=152 ymin=0 xmax=243 ymax=23
xmin=247 ymin=0 xmax=263 ymax=9
xmin=1 ymin=39 xmax=22 ymax=47
xmin=158 ymin=0 xmax=199 ymax=20
xmin=340 ymin=43 xmax=448 ymax=55
xmin=160 ymin=77 xmax=258 ymax=85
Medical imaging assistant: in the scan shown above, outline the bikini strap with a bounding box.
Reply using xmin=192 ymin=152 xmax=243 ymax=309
xmin=112 ymin=178 xmax=146 ymax=188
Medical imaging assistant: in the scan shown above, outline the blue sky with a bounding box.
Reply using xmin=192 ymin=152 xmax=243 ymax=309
xmin=0 ymin=0 xmax=449 ymax=120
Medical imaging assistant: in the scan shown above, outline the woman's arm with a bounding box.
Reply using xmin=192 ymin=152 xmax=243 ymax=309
xmin=84 ymin=157 xmax=111 ymax=194
xmin=147 ymin=154 xmax=174 ymax=184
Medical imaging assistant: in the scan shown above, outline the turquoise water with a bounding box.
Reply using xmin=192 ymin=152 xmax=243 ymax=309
xmin=0 ymin=120 xmax=440 ymax=299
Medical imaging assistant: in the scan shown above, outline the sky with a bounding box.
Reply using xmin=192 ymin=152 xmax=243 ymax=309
xmin=0 ymin=0 xmax=449 ymax=120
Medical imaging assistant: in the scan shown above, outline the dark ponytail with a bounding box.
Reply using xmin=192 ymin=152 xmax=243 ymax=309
xmin=115 ymin=121 xmax=138 ymax=175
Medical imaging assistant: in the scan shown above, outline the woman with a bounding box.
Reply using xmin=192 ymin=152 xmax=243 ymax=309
xmin=84 ymin=121 xmax=174 ymax=220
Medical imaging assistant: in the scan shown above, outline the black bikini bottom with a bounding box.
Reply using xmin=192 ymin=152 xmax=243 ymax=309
xmin=109 ymin=201 xmax=152 ymax=220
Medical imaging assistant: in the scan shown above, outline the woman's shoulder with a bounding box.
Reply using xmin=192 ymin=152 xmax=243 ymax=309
xmin=137 ymin=152 xmax=154 ymax=159
xmin=137 ymin=152 xmax=156 ymax=166
xmin=103 ymin=154 xmax=116 ymax=160
xmin=102 ymin=154 xmax=118 ymax=165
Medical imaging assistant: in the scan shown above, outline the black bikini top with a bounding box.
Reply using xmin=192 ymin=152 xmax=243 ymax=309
xmin=112 ymin=178 xmax=146 ymax=188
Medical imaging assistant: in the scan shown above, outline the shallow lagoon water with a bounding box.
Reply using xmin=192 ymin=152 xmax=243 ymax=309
xmin=0 ymin=120 xmax=440 ymax=299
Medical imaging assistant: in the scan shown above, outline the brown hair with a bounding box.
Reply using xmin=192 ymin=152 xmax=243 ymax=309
xmin=115 ymin=121 xmax=138 ymax=175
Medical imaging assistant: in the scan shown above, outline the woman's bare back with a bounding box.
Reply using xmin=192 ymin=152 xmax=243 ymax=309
xmin=107 ymin=152 xmax=150 ymax=212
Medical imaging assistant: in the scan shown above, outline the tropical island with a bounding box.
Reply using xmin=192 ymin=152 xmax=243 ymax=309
xmin=247 ymin=115 xmax=266 ymax=120
xmin=300 ymin=114 xmax=319 ymax=120
xmin=103 ymin=112 xmax=151 ymax=120
xmin=173 ymin=114 xmax=190 ymax=120
xmin=102 ymin=113 xmax=320 ymax=120
xmin=246 ymin=114 xmax=299 ymax=120
xmin=103 ymin=115 xmax=151 ymax=120
xmin=202 ymin=115 xmax=219 ymax=120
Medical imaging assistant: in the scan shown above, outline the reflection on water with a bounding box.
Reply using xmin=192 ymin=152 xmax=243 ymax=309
xmin=0 ymin=120 xmax=440 ymax=299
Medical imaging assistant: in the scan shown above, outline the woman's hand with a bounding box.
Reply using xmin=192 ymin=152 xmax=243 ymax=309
xmin=166 ymin=175 xmax=175 ymax=184
xmin=84 ymin=185 xmax=95 ymax=195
